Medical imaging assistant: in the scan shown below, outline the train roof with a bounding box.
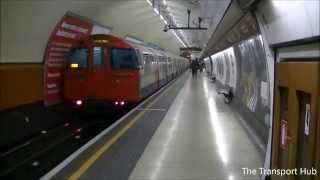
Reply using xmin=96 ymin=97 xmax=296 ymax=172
xmin=86 ymin=34 xmax=134 ymax=49
xmin=127 ymin=40 xmax=188 ymax=61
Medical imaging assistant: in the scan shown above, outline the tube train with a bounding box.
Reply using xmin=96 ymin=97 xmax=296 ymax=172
xmin=63 ymin=34 xmax=189 ymax=107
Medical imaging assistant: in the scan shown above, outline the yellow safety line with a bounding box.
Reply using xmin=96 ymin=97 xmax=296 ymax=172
xmin=68 ymin=81 xmax=176 ymax=180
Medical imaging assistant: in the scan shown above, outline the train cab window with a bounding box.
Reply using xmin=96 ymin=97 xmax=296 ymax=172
xmin=66 ymin=48 xmax=88 ymax=68
xmin=111 ymin=48 xmax=139 ymax=69
xmin=93 ymin=47 xmax=103 ymax=66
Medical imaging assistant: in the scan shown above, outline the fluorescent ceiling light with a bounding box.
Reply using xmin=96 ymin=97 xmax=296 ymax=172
xmin=160 ymin=15 xmax=168 ymax=24
xmin=145 ymin=0 xmax=186 ymax=47
xmin=125 ymin=35 xmax=144 ymax=44
xmin=162 ymin=18 xmax=168 ymax=25
xmin=146 ymin=0 xmax=152 ymax=6
xmin=172 ymin=30 xmax=186 ymax=47
xmin=154 ymin=8 xmax=159 ymax=15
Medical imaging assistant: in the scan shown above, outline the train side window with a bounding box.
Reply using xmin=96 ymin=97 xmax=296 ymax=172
xmin=143 ymin=54 xmax=149 ymax=72
xmin=148 ymin=55 xmax=153 ymax=72
xmin=146 ymin=55 xmax=150 ymax=72
xmin=151 ymin=56 xmax=154 ymax=71
xmin=111 ymin=48 xmax=139 ymax=69
xmin=93 ymin=47 xmax=103 ymax=66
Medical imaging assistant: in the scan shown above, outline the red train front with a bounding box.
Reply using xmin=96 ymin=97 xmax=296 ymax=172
xmin=63 ymin=34 xmax=140 ymax=107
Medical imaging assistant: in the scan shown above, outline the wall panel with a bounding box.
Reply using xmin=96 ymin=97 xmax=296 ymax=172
xmin=0 ymin=64 xmax=43 ymax=110
xmin=209 ymin=34 xmax=270 ymax=147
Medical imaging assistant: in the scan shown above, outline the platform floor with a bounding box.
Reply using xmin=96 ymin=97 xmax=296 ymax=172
xmin=44 ymin=72 xmax=263 ymax=180
xmin=129 ymin=73 xmax=263 ymax=179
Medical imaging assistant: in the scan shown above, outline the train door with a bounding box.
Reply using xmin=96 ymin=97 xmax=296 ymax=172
xmin=87 ymin=46 xmax=108 ymax=99
xmin=154 ymin=56 xmax=161 ymax=89
xmin=158 ymin=56 xmax=164 ymax=87
xmin=272 ymin=61 xmax=320 ymax=180
xmin=166 ymin=57 xmax=170 ymax=82
xmin=168 ymin=58 xmax=173 ymax=80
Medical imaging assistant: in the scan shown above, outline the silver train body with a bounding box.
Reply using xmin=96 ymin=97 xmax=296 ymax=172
xmin=129 ymin=41 xmax=190 ymax=99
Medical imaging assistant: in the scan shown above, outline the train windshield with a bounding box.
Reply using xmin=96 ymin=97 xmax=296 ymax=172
xmin=66 ymin=48 xmax=88 ymax=68
xmin=111 ymin=48 xmax=139 ymax=69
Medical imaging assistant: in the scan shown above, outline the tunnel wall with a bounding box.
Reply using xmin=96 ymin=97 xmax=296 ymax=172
xmin=203 ymin=8 xmax=271 ymax=151
xmin=211 ymin=34 xmax=270 ymax=147
xmin=255 ymin=0 xmax=319 ymax=46
xmin=0 ymin=64 xmax=43 ymax=110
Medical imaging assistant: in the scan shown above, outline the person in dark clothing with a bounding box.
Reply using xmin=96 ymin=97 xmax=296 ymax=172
xmin=191 ymin=60 xmax=198 ymax=78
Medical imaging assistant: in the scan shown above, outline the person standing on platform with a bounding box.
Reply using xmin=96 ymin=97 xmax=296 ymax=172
xmin=191 ymin=60 xmax=198 ymax=78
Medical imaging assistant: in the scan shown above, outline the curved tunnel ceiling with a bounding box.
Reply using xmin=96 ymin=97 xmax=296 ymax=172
xmin=0 ymin=0 xmax=185 ymax=62
xmin=148 ymin=0 xmax=231 ymax=48
xmin=0 ymin=0 xmax=232 ymax=63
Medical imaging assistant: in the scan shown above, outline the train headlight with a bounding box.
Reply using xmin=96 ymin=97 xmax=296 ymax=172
xmin=76 ymin=100 xmax=82 ymax=106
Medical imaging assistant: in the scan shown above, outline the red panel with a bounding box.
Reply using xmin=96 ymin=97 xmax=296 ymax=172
xmin=43 ymin=14 xmax=93 ymax=106
xmin=64 ymin=70 xmax=88 ymax=100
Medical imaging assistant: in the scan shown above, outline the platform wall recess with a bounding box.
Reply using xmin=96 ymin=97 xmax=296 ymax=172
xmin=209 ymin=34 xmax=271 ymax=150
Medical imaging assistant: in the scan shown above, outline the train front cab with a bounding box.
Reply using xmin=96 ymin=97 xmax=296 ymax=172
xmin=64 ymin=35 xmax=140 ymax=107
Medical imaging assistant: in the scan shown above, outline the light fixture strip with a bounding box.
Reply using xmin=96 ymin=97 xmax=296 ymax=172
xmin=154 ymin=8 xmax=159 ymax=15
xmin=147 ymin=0 xmax=152 ymax=6
xmin=172 ymin=30 xmax=186 ymax=47
xmin=146 ymin=0 xmax=187 ymax=47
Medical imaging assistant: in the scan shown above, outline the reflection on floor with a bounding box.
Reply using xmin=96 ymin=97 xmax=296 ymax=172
xmin=129 ymin=73 xmax=263 ymax=180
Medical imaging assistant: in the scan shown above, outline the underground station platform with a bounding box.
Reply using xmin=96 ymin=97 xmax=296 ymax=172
xmin=1 ymin=1 xmax=320 ymax=180
xmin=40 ymin=73 xmax=263 ymax=180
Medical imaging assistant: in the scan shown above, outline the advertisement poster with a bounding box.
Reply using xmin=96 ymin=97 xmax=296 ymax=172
xmin=304 ymin=104 xmax=311 ymax=135
xmin=280 ymin=120 xmax=291 ymax=150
